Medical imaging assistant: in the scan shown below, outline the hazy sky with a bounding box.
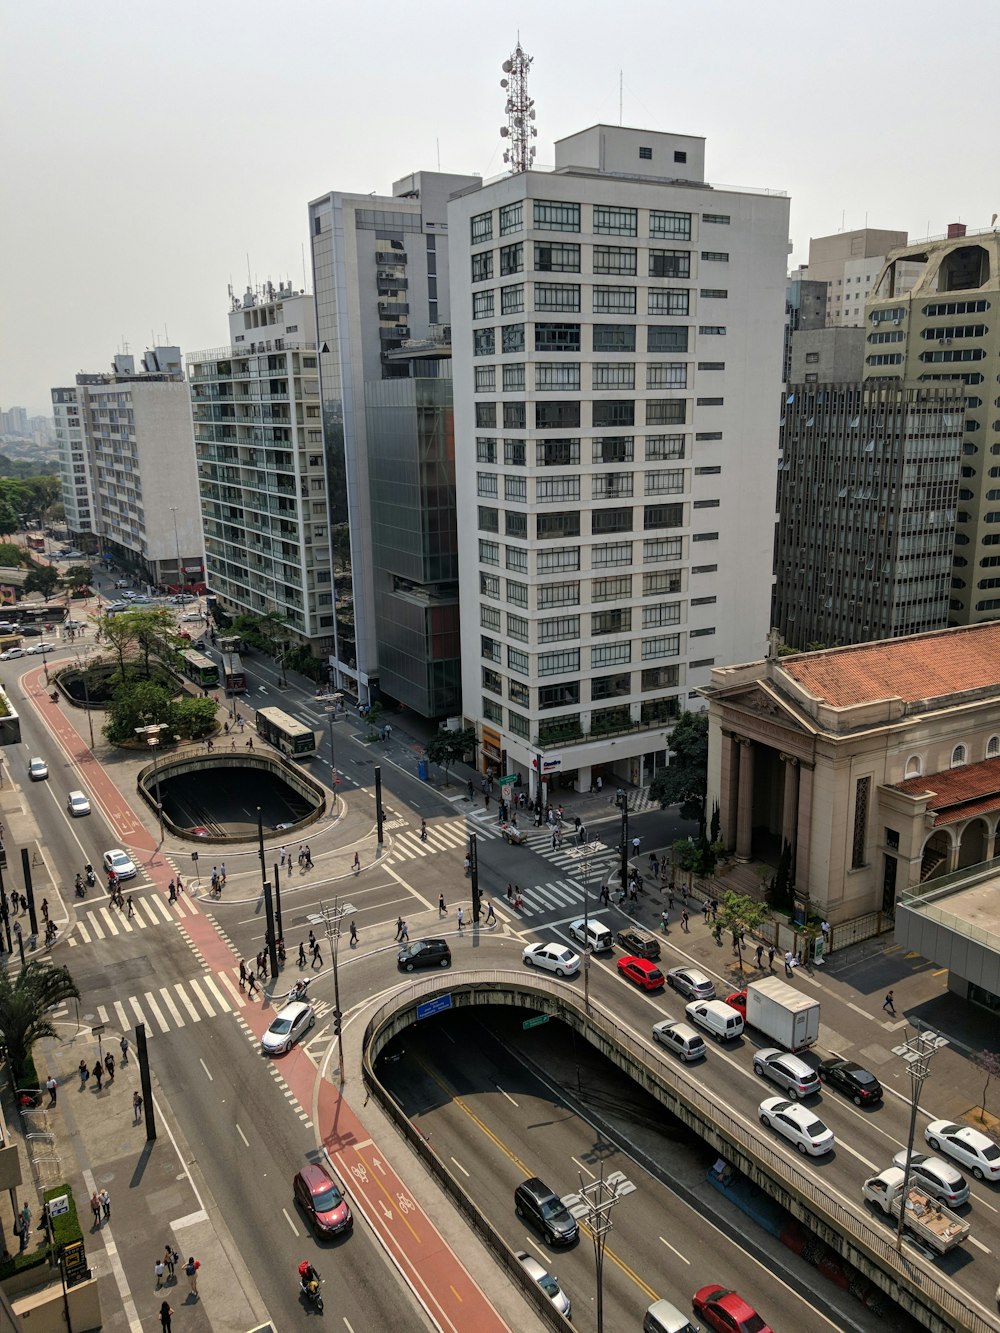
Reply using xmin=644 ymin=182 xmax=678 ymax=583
xmin=3 ymin=0 xmax=998 ymax=416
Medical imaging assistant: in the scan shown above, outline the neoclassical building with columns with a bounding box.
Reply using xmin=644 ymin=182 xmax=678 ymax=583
xmin=702 ymin=623 xmax=1000 ymax=924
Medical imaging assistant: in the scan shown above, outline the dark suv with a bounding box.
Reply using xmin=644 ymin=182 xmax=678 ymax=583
xmin=397 ymin=938 xmax=452 ymax=972
xmin=616 ymin=925 xmax=660 ymax=961
xmin=514 ymin=1176 xmax=578 ymax=1246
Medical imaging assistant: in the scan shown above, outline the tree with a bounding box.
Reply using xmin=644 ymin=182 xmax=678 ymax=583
xmin=717 ymin=890 xmax=771 ymax=973
xmin=0 ymin=960 xmax=80 ymax=1080
xmin=0 ymin=542 xmax=23 ymax=567
xmin=426 ymin=727 xmax=477 ymax=785
xmin=104 ymin=679 xmax=174 ymax=744
xmin=649 ymin=711 xmax=709 ymax=830
xmin=24 ymin=566 xmax=59 ymax=600
xmin=973 ymin=1050 xmax=1000 ymax=1124
xmin=64 ymin=563 xmax=94 ymax=589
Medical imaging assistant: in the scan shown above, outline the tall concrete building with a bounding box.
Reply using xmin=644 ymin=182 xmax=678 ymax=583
xmin=782 ymin=274 xmax=827 ymax=383
xmin=865 ymin=226 xmax=1000 ymax=624
xmin=804 ymin=228 xmax=921 ymax=327
xmin=308 ymin=170 xmax=479 ymax=703
xmin=51 ymin=349 xmax=204 ymax=587
xmin=449 ymin=124 xmax=790 ymax=794
xmin=772 ymin=382 xmax=965 ymax=648
xmin=189 ymin=283 xmax=335 ymax=653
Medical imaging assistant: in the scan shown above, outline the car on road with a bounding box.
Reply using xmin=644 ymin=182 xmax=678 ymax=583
xmin=262 ymin=1000 xmax=315 ymax=1055
xmin=103 ymin=848 xmax=137 ymax=881
xmin=752 ymin=1048 xmax=820 ymax=1099
xmin=26 ymin=641 xmax=57 ymax=655
xmin=514 ymin=1176 xmax=578 ymax=1246
xmin=665 ymin=967 xmax=716 ymax=1001
xmin=651 ymin=1018 xmax=706 ymax=1063
xmin=758 ymin=1097 xmax=834 ymax=1156
xmin=925 ymin=1120 xmax=1000 ymax=1181
xmin=818 ymin=1058 xmax=883 ymax=1106
xmin=522 ymin=941 xmax=581 ymax=977
xmin=67 ymin=790 xmax=91 ymax=817
xmin=693 ymin=1284 xmax=773 ymax=1333
xmin=724 ymin=989 xmax=747 ymax=1018
xmin=28 ymin=757 xmax=49 ymax=781
xmin=397 ymin=938 xmax=451 ymax=972
xmin=20 ymin=625 xmax=44 ymax=636
xmin=617 ymin=956 xmax=665 ymax=991
xmin=181 ymin=611 xmax=203 ymax=622
xmin=568 ymin=918 xmax=613 ymax=952
xmin=170 ymin=594 xmax=197 ymax=604
xmin=292 ymin=1162 xmax=353 ymax=1239
xmin=891 ymin=1150 xmax=970 ymax=1206
xmin=515 ymin=1250 xmax=571 ymax=1317
xmin=64 ymin=619 xmax=86 ymax=630
xmin=0 ymin=647 xmax=25 ymax=660
xmin=106 ymin=602 xmax=129 ymax=613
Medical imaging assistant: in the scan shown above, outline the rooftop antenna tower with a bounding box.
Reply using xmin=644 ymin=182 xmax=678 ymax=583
xmin=499 ymin=40 xmax=537 ymax=174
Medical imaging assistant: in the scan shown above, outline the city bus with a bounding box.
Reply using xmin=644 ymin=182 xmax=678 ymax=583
xmin=26 ymin=536 xmax=46 ymax=553
xmin=218 ymin=634 xmax=242 ymax=654
xmin=221 ymin=651 xmax=247 ymax=693
xmin=255 ymin=706 xmax=317 ymax=758
xmin=180 ymin=649 xmax=220 ymax=689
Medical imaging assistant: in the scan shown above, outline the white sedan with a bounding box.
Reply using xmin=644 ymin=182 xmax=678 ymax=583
xmin=103 ymin=848 xmax=137 ymax=881
xmin=758 ymin=1097 xmax=835 ymax=1156
xmin=181 ymin=611 xmax=203 ymax=622
xmin=67 ymin=790 xmax=91 ymax=817
xmin=515 ymin=1251 xmax=571 ymax=1318
xmin=261 ymin=1000 xmax=315 ymax=1055
xmin=26 ymin=641 xmax=57 ymax=655
xmin=925 ymin=1119 xmax=1000 ymax=1181
xmin=522 ymin=941 xmax=581 ymax=978
xmin=0 ymin=648 xmax=24 ymax=660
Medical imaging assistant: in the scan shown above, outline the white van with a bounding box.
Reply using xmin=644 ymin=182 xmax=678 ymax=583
xmin=685 ymin=998 xmax=744 ymax=1043
xmin=568 ymin=917 xmax=613 ymax=952
xmin=643 ymin=1298 xmax=701 ymax=1333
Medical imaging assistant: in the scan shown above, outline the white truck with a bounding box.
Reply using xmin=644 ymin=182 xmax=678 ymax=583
xmin=744 ymin=976 xmax=819 ymax=1052
xmin=863 ymin=1167 xmax=970 ymax=1253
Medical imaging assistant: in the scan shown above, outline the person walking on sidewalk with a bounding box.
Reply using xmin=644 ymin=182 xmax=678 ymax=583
xmin=247 ymin=971 xmax=258 ymax=997
xmin=92 ymin=1060 xmax=104 ymax=1091
xmin=133 ymin=1090 xmax=144 ymax=1123
xmin=768 ymin=945 xmax=775 ymax=970
xmin=184 ymin=1257 xmax=200 ymax=1297
xmin=160 ymin=1300 xmax=173 ymax=1331
xmin=164 ymin=1246 xmax=176 ymax=1280
xmin=681 ymin=907 xmax=689 ymax=932
xmin=91 ymin=1192 xmax=101 ymax=1227
xmin=239 ymin=960 xmax=247 ymax=989
xmin=438 ymin=893 xmax=447 ymax=916
xmin=394 ymin=916 xmax=404 ymax=940
xmin=100 ymin=1189 xmax=111 ymax=1221
xmin=120 ymin=1035 xmax=129 ymax=1065
xmin=311 ymin=940 xmax=323 ymax=968
xmin=79 ymin=1059 xmax=89 ymax=1087
xmin=105 ymin=1051 xmax=115 ymax=1083
xmin=457 ymin=907 xmax=465 ymax=931
xmin=46 ymin=1074 xmax=57 ymax=1106
xmin=349 ymin=920 xmax=358 ymax=947
xmin=484 ymin=901 xmax=497 ymax=927
xmin=883 ymin=989 xmax=897 ymax=1016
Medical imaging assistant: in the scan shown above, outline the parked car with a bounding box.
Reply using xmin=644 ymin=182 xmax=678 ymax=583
xmin=28 ymin=756 xmax=49 ymax=781
xmin=818 ymin=1058 xmax=883 ymax=1106
xmin=26 ymin=641 xmax=56 ymax=655
xmin=891 ymin=1150 xmax=970 ymax=1206
xmin=522 ymin=942 xmax=580 ymax=977
xmin=651 ymin=1018 xmax=706 ymax=1063
xmin=753 ymin=1048 xmax=820 ymax=1099
xmin=617 ymin=956 xmax=665 ymax=991
xmin=292 ymin=1162 xmax=353 ymax=1238
xmin=67 ymin=790 xmax=91 ymax=817
xmin=397 ymin=938 xmax=452 ymax=972
xmin=515 ymin=1251 xmax=571 ymax=1317
xmin=514 ymin=1176 xmax=578 ymax=1246
xmin=666 ymin=967 xmax=716 ymax=1001
xmin=0 ymin=647 xmax=25 ymax=660
xmin=758 ymin=1097 xmax=834 ymax=1156
xmin=693 ymin=1285 xmax=773 ymax=1333
xmin=925 ymin=1120 xmax=1000 ymax=1181
xmin=262 ymin=1001 xmax=315 ymax=1055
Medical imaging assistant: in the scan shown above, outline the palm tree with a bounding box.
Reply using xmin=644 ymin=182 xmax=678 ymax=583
xmin=0 ymin=961 xmax=80 ymax=1079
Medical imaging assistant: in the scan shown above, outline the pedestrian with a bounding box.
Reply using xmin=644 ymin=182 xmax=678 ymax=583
xmin=79 ymin=1059 xmax=89 ymax=1086
xmin=304 ymin=845 xmax=312 ymax=868
xmin=219 ymin=862 xmax=226 ymax=886
xmin=185 ymin=1256 xmax=199 ymax=1296
xmin=438 ymin=893 xmax=447 ymax=916
xmin=93 ymin=1060 xmax=104 ymax=1090
xmin=255 ymin=950 xmax=264 ymax=976
xmin=660 ymin=910 xmax=670 ymax=934
xmin=297 ymin=940 xmax=306 ymax=967
xmin=239 ymin=960 xmax=247 ymax=989
xmin=484 ymin=901 xmax=497 ymax=926
xmin=41 ymin=897 xmax=49 ymax=922
xmin=353 ymin=851 xmax=361 ymax=873
xmin=164 ymin=1246 xmax=176 ymax=1279
xmin=464 ymin=854 xmax=471 ymax=876
xmin=20 ymin=892 xmax=27 ymax=914
xmin=311 ymin=941 xmax=323 ymax=968
xmin=394 ymin=916 xmax=404 ymax=940
xmin=155 ymin=1258 xmax=166 ymax=1288
xmin=91 ymin=1192 xmax=101 ymax=1227
xmin=631 ymin=836 xmax=641 ymax=857
xmin=46 ymin=1074 xmax=57 ymax=1106
xmin=711 ymin=898 xmax=719 ymax=921
xmin=120 ymin=1035 xmax=129 ymax=1065
xmin=247 ymin=972 xmax=258 ymax=997
xmin=755 ymin=944 xmax=764 ymax=969
xmin=126 ymin=894 xmax=135 ymax=917
xmin=768 ymin=944 xmax=775 ymax=970
xmin=298 ymin=845 xmax=305 ymax=867
xmin=259 ymin=951 xmax=268 ymax=980
xmin=246 ymin=737 xmax=254 ymax=750
xmin=133 ymin=1089 xmax=144 ymax=1122
xmin=210 ymin=869 xmax=218 ymax=893
xmin=160 ymin=1299 xmax=173 ymax=1331
xmin=883 ymin=989 xmax=896 ymax=1016
xmin=784 ymin=950 xmax=795 ymax=978
xmin=681 ymin=907 xmax=689 ymax=932
xmin=100 ymin=1189 xmax=111 ymax=1221
xmin=349 ymin=920 xmax=358 ymax=947
xmin=457 ymin=907 xmax=465 ymax=931
xmin=280 ymin=846 xmax=287 ymax=867
xmin=702 ymin=899 xmax=711 ymax=923
xmin=105 ymin=1051 xmax=115 ymax=1083
xmin=399 ymin=920 xmax=409 ymax=942
xmin=506 ymin=882 xmax=514 ymax=903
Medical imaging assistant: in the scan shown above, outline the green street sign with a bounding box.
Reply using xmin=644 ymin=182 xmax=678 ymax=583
xmin=522 ymin=1014 xmax=550 ymax=1030
xmin=498 ymin=773 xmax=518 ymax=786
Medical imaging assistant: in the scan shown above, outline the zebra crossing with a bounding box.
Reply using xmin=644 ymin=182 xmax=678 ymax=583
xmin=385 ymin=815 xmax=501 ymax=864
xmin=501 ymin=877 xmax=594 ymax=918
xmin=68 ymin=890 xmax=198 ymax=946
xmin=519 ymin=829 xmax=620 ymax=879
xmin=80 ymin=967 xmax=247 ymax=1036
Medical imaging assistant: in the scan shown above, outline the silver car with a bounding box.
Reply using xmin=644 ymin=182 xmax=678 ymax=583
xmin=515 ymin=1251 xmax=571 ymax=1317
xmin=753 ymin=1048 xmax=820 ymax=1099
xmin=665 ymin=966 xmax=716 ymax=1000
xmin=891 ymin=1150 xmax=969 ymax=1206
xmin=261 ymin=1001 xmax=315 ymax=1055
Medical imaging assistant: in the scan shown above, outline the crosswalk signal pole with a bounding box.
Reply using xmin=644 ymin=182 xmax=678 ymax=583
xmin=469 ymin=835 xmax=480 ymax=921
xmin=375 ymin=766 xmax=384 ymax=847
xmin=620 ymin=800 xmax=629 ymax=894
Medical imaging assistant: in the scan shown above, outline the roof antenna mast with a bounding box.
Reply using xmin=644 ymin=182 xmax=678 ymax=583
xmin=499 ymin=39 xmax=537 ymax=174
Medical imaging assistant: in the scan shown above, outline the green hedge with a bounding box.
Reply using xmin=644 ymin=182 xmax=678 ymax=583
xmin=0 ymin=1243 xmax=49 ymax=1280
xmin=43 ymin=1182 xmax=83 ymax=1255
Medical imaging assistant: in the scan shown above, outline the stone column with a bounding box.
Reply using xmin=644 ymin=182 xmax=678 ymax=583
xmin=735 ymin=738 xmax=754 ymax=862
xmin=720 ymin=731 xmax=739 ymax=850
xmin=780 ymin=754 xmax=799 ymax=855
xmin=795 ymin=763 xmax=814 ymax=895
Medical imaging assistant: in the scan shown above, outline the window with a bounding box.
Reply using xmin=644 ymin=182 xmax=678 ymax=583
xmin=474 ymin=366 xmax=496 ymax=392
xmin=502 ymin=364 xmax=525 ymax=393
xmin=479 ymin=539 xmax=499 ymax=565
xmin=648 ymin=326 xmax=689 ymax=353
xmin=536 ymin=363 xmax=581 ymax=391
xmin=538 ymin=581 xmax=580 ymax=607
xmin=593 ymin=362 xmax=635 ymax=389
xmin=690 ymin=627 xmax=715 ymax=638
xmin=593 ymin=400 xmax=635 ymax=427
xmin=473 ymin=328 xmax=495 ymax=356
xmin=537 ymin=512 xmax=580 ymax=540
xmin=592 ymin=643 xmax=632 ymax=668
xmin=647 ymin=364 xmax=687 ymax=389
xmin=649 ymin=289 xmax=690 ymax=316
xmin=700 ymin=288 xmax=728 ymax=299
xmin=852 ymin=775 xmax=870 ymax=868
xmin=700 ymin=251 xmax=729 ymax=263
xmin=987 ymin=736 xmax=1000 ymax=758
xmin=471 ymin=251 xmax=494 ymax=282
xmin=698 ymin=325 xmax=726 ymax=336
xmin=501 ymin=284 xmax=525 ymax=315
xmin=696 ymin=397 xmax=723 ymax=406
xmin=692 ymin=531 xmax=718 ymax=542
xmin=919 ymin=323 xmax=988 ymax=340
xmin=499 ymin=201 xmax=523 ymax=236
xmin=593 ymin=436 xmax=634 ymax=463
xmin=477 ymin=472 xmax=498 ymax=498
xmin=507 ymin=708 xmax=529 ymax=737
xmin=592 ymin=508 xmax=633 ymax=534
xmin=643 ymin=568 xmax=681 ymax=593
xmin=506 ymin=580 xmax=528 ymax=608
xmin=593 ymin=574 xmax=632 ymax=601
xmin=539 ymin=682 xmax=580 ymax=709
xmin=508 ymin=674 xmax=529 ymax=701
xmin=503 ymin=438 xmax=526 ymax=466
xmin=646 ymin=434 xmax=685 ymax=461
xmin=639 ymin=146 xmax=652 ymax=160
xmin=471 ymin=211 xmax=493 ymax=244
xmin=539 ymin=615 xmax=580 ymax=642
xmin=538 ymin=649 xmax=580 ymax=676
xmin=642 ymin=602 xmax=681 ymax=627
xmin=674 ymin=150 xmax=687 ymax=163
xmin=702 ymin=213 xmax=731 ymax=225
xmin=535 ymin=323 xmax=581 ymax=352
xmin=537 ymin=438 xmax=580 ymax=466
xmin=593 ymin=324 xmax=636 ymax=352
xmin=482 ymin=667 xmax=502 ymax=696
xmin=695 ymin=431 xmax=723 ymax=441
xmin=500 ymin=243 xmax=523 ymax=275
xmin=644 ymin=503 xmax=683 ymax=529
xmin=951 ymin=744 xmax=968 ymax=767
xmin=506 ymin=544 xmax=528 ymax=571
xmin=691 ymin=595 xmax=717 ymax=606
xmin=473 ymin=291 xmax=494 ymax=320
xmin=922 ymin=299 xmax=990 ymax=316
xmin=536 ymin=281 xmax=584 ymax=311
xmin=502 ymin=323 xmax=525 ymax=353
xmin=646 ymin=400 xmax=687 ymax=426
xmin=642 ymin=665 xmax=679 ymax=690
xmin=592 ymin=541 xmax=633 ymax=567
xmin=475 ymin=402 xmax=497 ymax=428
xmin=480 ymin=572 xmax=500 ymax=598
xmin=592 ymin=671 xmax=632 ymax=698
xmin=694 ymin=465 xmax=721 ymax=475
xmin=480 ymin=604 xmax=501 ymax=631
xmin=650 ymin=210 xmax=692 ymax=240
xmin=593 ymin=286 xmax=636 ymax=314
xmin=642 ymin=634 xmax=680 ymax=659
xmin=698 ymin=361 xmax=725 ymax=371
xmin=593 ymin=205 xmax=637 ymax=235
xmin=537 ymin=476 xmax=581 ymax=503
xmin=534 ymin=200 xmax=580 ymax=232
xmin=478 ymin=506 xmax=498 ymax=532
xmin=538 ymin=546 xmax=581 ymax=572
xmin=593 ymin=608 xmax=631 ymax=634
xmin=534 ymin=241 xmax=581 ymax=272
xmin=505 ymin=476 xmax=527 ymax=503
xmin=536 ymin=402 xmax=581 ymax=429
xmin=476 ymin=437 xmax=496 ymax=463
xmin=481 ymin=634 xmax=501 ymax=663
xmin=645 ymin=469 xmax=684 ymax=494
xmin=507 ymin=646 xmax=529 ymax=675
xmin=593 ymin=245 xmax=637 ymax=275
xmin=650 ymin=250 xmax=690 ymax=278
xmin=503 ymin=401 xmax=526 ymax=429
xmin=865 ymin=353 xmax=903 ymax=366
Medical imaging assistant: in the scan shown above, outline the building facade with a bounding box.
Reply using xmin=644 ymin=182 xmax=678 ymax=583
xmin=804 ymin=228 xmax=919 ymax=327
xmin=189 ymin=284 xmax=334 ymax=653
xmin=782 ymin=275 xmax=827 ymax=384
xmin=449 ymin=124 xmax=790 ymax=794
xmin=52 ymin=386 xmax=95 ymax=539
xmin=865 ymin=227 xmax=1000 ymax=625
xmin=772 ymin=382 xmax=965 ymax=648
xmin=308 ymin=170 xmax=479 ymax=702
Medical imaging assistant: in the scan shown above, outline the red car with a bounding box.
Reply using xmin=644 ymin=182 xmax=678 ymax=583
xmin=293 ymin=1162 xmax=353 ymax=1239
xmin=693 ymin=1284 xmax=773 ymax=1333
xmin=616 ymin=956 xmax=664 ymax=991
xmin=725 ymin=989 xmax=747 ymax=1018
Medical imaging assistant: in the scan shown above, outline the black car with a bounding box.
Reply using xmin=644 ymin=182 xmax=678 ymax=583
xmin=397 ymin=938 xmax=452 ymax=972
xmin=818 ymin=1057 xmax=883 ymax=1106
xmin=514 ymin=1177 xmax=578 ymax=1246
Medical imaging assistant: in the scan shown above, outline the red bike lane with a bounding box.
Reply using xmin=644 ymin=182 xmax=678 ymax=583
xmin=26 ymin=667 xmax=511 ymax=1333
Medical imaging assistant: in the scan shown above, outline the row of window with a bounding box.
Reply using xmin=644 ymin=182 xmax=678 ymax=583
xmin=476 ymin=471 xmax=687 ymax=501
xmin=471 ymin=201 xmax=731 ymax=243
xmin=474 ymin=314 xmax=726 ymax=356
xmin=473 ymin=277 xmax=729 ymax=319
xmin=477 ymin=504 xmax=717 ymax=539
xmin=482 ymin=634 xmax=686 ymax=684
xmin=478 ymin=536 xmax=690 ymax=578
xmin=474 ymin=243 xmax=730 ymax=282
xmin=475 ymin=400 xmax=689 ymax=429
xmin=476 ymin=435 xmax=687 ymax=465
xmin=474 ymin=362 xmax=695 ymax=392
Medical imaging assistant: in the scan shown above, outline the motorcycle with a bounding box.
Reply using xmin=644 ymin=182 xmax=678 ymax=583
xmin=85 ymin=865 xmax=96 ymax=887
xmin=49 ymin=691 xmax=59 ymax=703
xmin=298 ymin=1263 xmax=324 ymax=1312
xmin=75 ymin=882 xmax=87 ymax=899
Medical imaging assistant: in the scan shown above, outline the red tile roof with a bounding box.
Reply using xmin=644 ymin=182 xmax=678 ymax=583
xmin=894 ymin=756 xmax=1000 ymax=826
xmin=780 ymin=623 xmax=1000 ymax=709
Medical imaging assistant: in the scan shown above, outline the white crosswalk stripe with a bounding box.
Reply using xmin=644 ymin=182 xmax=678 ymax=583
xmin=385 ymin=815 xmax=501 ymax=865
xmin=500 ymin=878 xmax=593 ymax=917
xmin=79 ymin=968 xmax=282 ymax=1039
xmin=67 ymin=891 xmax=198 ymax=947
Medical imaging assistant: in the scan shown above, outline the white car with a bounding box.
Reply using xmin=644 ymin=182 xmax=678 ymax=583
xmin=522 ymin=941 xmax=581 ymax=978
xmin=28 ymin=757 xmax=49 ymax=781
xmin=891 ymin=1150 xmax=970 ymax=1206
xmin=103 ymin=848 xmax=137 ymax=881
xmin=758 ymin=1096 xmax=835 ymax=1156
xmin=67 ymin=790 xmax=91 ymax=817
xmin=261 ymin=1000 xmax=315 ymax=1055
xmin=26 ymin=641 xmax=57 ymax=655
xmin=515 ymin=1251 xmax=571 ymax=1318
xmin=181 ymin=611 xmax=203 ymax=622
xmin=0 ymin=647 xmax=24 ymax=660
xmin=925 ymin=1120 xmax=1000 ymax=1181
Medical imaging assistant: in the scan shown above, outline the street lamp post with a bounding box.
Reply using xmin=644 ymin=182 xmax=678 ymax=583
xmin=169 ymin=506 xmax=182 ymax=593
xmin=892 ymin=1022 xmax=949 ymax=1252
xmin=310 ymin=899 xmax=352 ymax=1087
xmin=326 ymin=709 xmax=337 ymax=792
xmin=75 ymin=649 xmax=95 ymax=749
xmin=134 ymin=721 xmax=168 ymax=842
xmin=564 ymin=1168 xmax=636 ymax=1333
xmin=568 ymin=840 xmax=604 ymax=1012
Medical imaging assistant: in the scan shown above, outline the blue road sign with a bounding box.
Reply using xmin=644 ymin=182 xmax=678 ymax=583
xmin=416 ymin=994 xmax=453 ymax=1021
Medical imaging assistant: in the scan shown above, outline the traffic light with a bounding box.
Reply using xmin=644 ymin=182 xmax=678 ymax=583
xmin=333 ymin=1009 xmax=342 ymax=1035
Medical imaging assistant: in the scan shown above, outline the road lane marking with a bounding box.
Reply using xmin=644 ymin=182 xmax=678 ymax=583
xmin=158 ymin=987 xmax=185 ymax=1027
xmin=236 ymin=1124 xmax=250 ymax=1147
xmin=174 ymin=983 xmax=202 ymax=1022
xmin=199 ymin=1057 xmax=213 ymax=1081
xmin=282 ymin=1207 xmax=299 ymax=1234
xmin=188 ymin=977 xmax=216 ymax=1017
xmin=202 ymin=974 xmax=231 ymax=1013
xmin=450 ymin=1158 xmax=470 ymax=1177
xmin=142 ymin=990 xmax=170 ymax=1034
xmin=658 ymin=1234 xmax=691 ymax=1263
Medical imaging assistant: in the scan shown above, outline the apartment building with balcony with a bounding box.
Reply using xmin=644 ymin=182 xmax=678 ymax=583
xmin=448 ymin=124 xmax=790 ymax=794
xmin=189 ymin=283 xmax=333 ymax=652
xmin=52 ymin=385 xmax=95 ymax=540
